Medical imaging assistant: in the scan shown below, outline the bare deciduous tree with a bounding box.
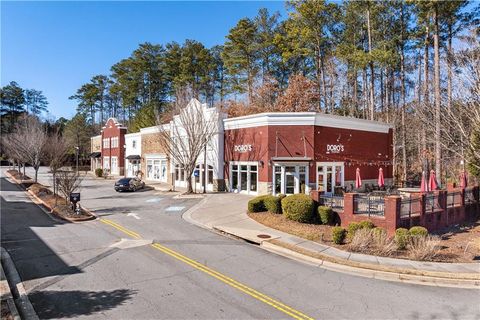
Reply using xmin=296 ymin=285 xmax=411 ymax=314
xmin=44 ymin=132 xmax=70 ymax=204
xmin=56 ymin=170 xmax=83 ymax=205
xmin=157 ymin=89 xmax=217 ymax=193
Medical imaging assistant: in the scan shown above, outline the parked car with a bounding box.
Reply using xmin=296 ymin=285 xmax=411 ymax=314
xmin=114 ymin=178 xmax=145 ymax=192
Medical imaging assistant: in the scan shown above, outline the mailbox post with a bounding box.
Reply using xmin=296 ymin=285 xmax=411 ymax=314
xmin=70 ymin=192 xmax=80 ymax=214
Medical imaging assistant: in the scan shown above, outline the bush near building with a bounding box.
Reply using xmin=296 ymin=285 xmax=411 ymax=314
xmin=95 ymin=168 xmax=103 ymax=177
xmin=281 ymin=194 xmax=315 ymax=223
xmin=318 ymin=206 xmax=334 ymax=225
xmin=332 ymin=227 xmax=346 ymax=244
xmin=395 ymin=228 xmax=410 ymax=250
xmin=247 ymin=195 xmax=268 ymax=213
xmin=264 ymin=195 xmax=282 ymax=214
xmin=409 ymin=226 xmax=429 ymax=238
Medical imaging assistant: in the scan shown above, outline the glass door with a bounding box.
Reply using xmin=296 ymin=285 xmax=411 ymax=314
xmin=317 ymin=163 xmax=344 ymax=195
xmin=284 ymin=166 xmax=297 ymax=195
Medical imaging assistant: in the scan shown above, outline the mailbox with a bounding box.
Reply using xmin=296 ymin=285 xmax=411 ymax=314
xmin=70 ymin=193 xmax=80 ymax=203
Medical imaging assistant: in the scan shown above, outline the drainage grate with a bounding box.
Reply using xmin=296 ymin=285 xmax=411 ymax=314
xmin=257 ymin=234 xmax=271 ymax=239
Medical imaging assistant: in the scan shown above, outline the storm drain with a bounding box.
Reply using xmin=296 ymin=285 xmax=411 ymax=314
xmin=257 ymin=234 xmax=271 ymax=239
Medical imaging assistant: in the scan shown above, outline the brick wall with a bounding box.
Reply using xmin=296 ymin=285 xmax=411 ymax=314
xmin=140 ymin=133 xmax=171 ymax=183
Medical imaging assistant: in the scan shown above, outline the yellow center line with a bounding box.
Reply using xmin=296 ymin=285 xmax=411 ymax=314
xmin=99 ymin=218 xmax=314 ymax=320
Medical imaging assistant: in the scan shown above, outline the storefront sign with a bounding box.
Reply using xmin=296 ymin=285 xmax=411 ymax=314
xmin=326 ymin=144 xmax=344 ymax=154
xmin=234 ymin=144 xmax=252 ymax=153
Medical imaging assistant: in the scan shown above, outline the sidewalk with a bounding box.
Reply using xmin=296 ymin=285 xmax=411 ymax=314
xmin=183 ymin=193 xmax=480 ymax=288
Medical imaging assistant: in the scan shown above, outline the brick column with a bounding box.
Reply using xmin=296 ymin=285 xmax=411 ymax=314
xmin=341 ymin=193 xmax=355 ymax=227
xmin=384 ymin=196 xmax=401 ymax=236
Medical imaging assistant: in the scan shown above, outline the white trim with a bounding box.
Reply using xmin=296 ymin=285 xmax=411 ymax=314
xmin=224 ymin=112 xmax=392 ymax=133
xmin=272 ymin=163 xmax=309 ymax=196
xmin=140 ymin=124 xmax=170 ymax=134
xmin=125 ymin=132 xmax=141 ymax=138
xmin=144 ymin=153 xmax=167 ymax=159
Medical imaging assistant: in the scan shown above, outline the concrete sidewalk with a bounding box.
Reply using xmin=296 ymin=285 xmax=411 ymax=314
xmin=183 ymin=193 xmax=480 ymax=288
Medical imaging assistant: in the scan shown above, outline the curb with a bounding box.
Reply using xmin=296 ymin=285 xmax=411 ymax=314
xmin=1 ymin=261 xmax=21 ymax=320
xmin=260 ymin=241 xmax=480 ymax=289
xmin=5 ymin=170 xmax=97 ymax=223
xmin=181 ymin=194 xmax=213 ymax=230
xmin=1 ymin=248 xmax=39 ymax=320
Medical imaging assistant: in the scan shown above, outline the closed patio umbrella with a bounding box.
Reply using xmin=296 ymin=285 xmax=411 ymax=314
xmin=429 ymin=170 xmax=438 ymax=191
xmin=420 ymin=171 xmax=428 ymax=192
xmin=355 ymin=168 xmax=362 ymax=189
xmin=377 ymin=168 xmax=385 ymax=188
xmin=460 ymin=171 xmax=468 ymax=189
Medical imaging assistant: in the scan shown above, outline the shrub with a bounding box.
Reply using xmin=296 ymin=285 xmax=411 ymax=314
xmin=372 ymin=227 xmax=386 ymax=238
xmin=332 ymin=227 xmax=346 ymax=244
xmin=281 ymin=194 xmax=314 ymax=223
xmin=359 ymin=221 xmax=375 ymax=230
xmin=264 ymin=195 xmax=282 ymax=214
xmin=347 ymin=222 xmax=361 ymax=240
xmin=277 ymin=194 xmax=287 ymax=201
xmin=349 ymin=228 xmax=374 ymax=252
xmin=318 ymin=206 xmax=334 ymax=225
xmin=408 ymin=235 xmax=440 ymax=261
xmin=247 ymin=195 xmax=268 ymax=213
xmin=409 ymin=226 xmax=428 ymax=238
xmin=95 ymin=168 xmax=103 ymax=177
xmin=395 ymin=228 xmax=410 ymax=250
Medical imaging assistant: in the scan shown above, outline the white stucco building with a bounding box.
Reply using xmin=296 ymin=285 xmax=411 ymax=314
xmin=124 ymin=132 xmax=142 ymax=178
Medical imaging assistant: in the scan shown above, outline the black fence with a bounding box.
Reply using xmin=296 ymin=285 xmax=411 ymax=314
xmin=446 ymin=191 xmax=462 ymax=208
xmin=400 ymin=197 xmax=422 ymax=218
xmin=353 ymin=195 xmax=385 ymax=216
xmin=319 ymin=195 xmax=344 ymax=210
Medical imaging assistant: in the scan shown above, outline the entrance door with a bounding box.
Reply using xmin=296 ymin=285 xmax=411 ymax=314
xmin=317 ymin=162 xmax=344 ymax=195
xmin=273 ymin=164 xmax=308 ymax=195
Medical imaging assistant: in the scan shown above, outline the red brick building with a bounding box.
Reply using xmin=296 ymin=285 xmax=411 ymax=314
xmin=101 ymin=118 xmax=127 ymax=176
xmin=224 ymin=112 xmax=393 ymax=196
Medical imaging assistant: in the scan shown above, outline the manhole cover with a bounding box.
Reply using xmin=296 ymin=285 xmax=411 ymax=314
xmin=257 ymin=234 xmax=271 ymax=239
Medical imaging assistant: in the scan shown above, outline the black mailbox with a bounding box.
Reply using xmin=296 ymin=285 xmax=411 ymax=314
xmin=70 ymin=193 xmax=80 ymax=203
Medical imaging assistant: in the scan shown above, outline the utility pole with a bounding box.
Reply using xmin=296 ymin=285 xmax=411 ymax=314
xmin=75 ymin=146 xmax=79 ymax=174
xmin=203 ymin=142 xmax=207 ymax=194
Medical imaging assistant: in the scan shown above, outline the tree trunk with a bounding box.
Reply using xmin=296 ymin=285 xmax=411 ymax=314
xmin=422 ymin=23 xmax=430 ymax=161
xmin=447 ymin=23 xmax=453 ymax=111
xmin=320 ymin=54 xmax=328 ymax=112
xmin=34 ymin=166 xmax=39 ymax=183
xmin=366 ymin=4 xmax=375 ymax=121
xmin=433 ymin=6 xmax=442 ymax=185
xmin=400 ymin=5 xmax=407 ymax=183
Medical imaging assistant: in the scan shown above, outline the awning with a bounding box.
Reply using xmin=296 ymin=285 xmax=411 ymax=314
xmin=126 ymin=155 xmax=141 ymax=160
xmin=271 ymin=157 xmax=311 ymax=161
xmin=89 ymin=152 xmax=101 ymax=158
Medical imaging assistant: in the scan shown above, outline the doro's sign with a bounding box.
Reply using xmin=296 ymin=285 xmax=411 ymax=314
xmin=234 ymin=144 xmax=252 ymax=153
xmin=326 ymin=144 xmax=344 ymax=154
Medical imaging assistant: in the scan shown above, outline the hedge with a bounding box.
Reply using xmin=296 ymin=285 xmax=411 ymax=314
xmin=281 ymin=194 xmax=315 ymax=223
xmin=318 ymin=206 xmax=334 ymax=225
xmin=247 ymin=195 xmax=268 ymax=213
xmin=264 ymin=195 xmax=282 ymax=214
xmin=409 ymin=226 xmax=428 ymax=237
xmin=95 ymin=168 xmax=103 ymax=177
xmin=358 ymin=221 xmax=375 ymax=230
xmin=395 ymin=228 xmax=410 ymax=249
xmin=332 ymin=227 xmax=346 ymax=244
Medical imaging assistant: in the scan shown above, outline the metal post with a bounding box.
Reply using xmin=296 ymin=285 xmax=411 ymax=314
xmin=75 ymin=146 xmax=79 ymax=174
xmin=203 ymin=143 xmax=207 ymax=194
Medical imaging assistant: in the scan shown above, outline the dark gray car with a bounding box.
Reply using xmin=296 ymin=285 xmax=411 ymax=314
xmin=114 ymin=177 xmax=145 ymax=192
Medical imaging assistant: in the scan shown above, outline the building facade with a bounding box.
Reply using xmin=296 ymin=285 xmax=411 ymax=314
xmin=170 ymin=99 xmax=225 ymax=192
xmin=124 ymin=132 xmax=142 ymax=178
xmin=224 ymin=112 xmax=393 ymax=196
xmin=89 ymin=135 xmax=102 ymax=172
xmin=101 ymin=118 xmax=127 ymax=176
xmin=140 ymin=124 xmax=171 ymax=183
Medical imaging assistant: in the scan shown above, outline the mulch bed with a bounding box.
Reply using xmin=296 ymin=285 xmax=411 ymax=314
xmin=248 ymin=211 xmax=480 ymax=263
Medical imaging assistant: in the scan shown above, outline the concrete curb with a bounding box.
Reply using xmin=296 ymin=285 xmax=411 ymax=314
xmin=5 ymin=170 xmax=96 ymax=223
xmin=261 ymin=241 xmax=480 ymax=289
xmin=1 ymin=248 xmax=39 ymax=320
xmin=1 ymin=261 xmax=21 ymax=320
xmin=181 ymin=194 xmax=480 ymax=289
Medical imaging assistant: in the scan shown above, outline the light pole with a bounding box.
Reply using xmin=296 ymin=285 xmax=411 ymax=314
xmin=75 ymin=146 xmax=79 ymax=174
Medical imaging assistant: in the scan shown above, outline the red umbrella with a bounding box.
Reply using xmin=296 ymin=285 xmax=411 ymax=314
xmin=420 ymin=171 xmax=428 ymax=192
xmin=377 ymin=168 xmax=385 ymax=187
xmin=429 ymin=170 xmax=438 ymax=191
xmin=355 ymin=168 xmax=362 ymax=189
xmin=460 ymin=171 xmax=468 ymax=189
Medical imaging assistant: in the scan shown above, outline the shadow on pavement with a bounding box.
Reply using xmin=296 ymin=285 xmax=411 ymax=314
xmin=29 ymin=289 xmax=137 ymax=319
xmin=0 ymin=177 xmax=81 ymax=281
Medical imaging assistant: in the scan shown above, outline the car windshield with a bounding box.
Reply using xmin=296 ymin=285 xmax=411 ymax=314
xmin=118 ymin=178 xmax=131 ymax=183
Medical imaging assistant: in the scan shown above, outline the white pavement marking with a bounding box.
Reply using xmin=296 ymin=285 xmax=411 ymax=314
xmin=127 ymin=213 xmax=140 ymax=219
xmin=146 ymin=198 xmax=163 ymax=203
xmin=165 ymin=206 xmax=185 ymax=212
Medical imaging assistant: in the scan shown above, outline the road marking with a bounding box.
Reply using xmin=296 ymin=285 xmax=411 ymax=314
xmin=165 ymin=206 xmax=185 ymax=212
xmin=151 ymin=243 xmax=314 ymax=320
xmin=127 ymin=213 xmax=140 ymax=220
xmin=146 ymin=198 xmax=163 ymax=203
xmin=100 ymin=219 xmax=141 ymax=239
xmin=99 ymin=219 xmax=313 ymax=320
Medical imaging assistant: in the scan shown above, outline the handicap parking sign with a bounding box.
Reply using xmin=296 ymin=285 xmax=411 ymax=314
xmin=194 ymin=170 xmax=199 ymax=177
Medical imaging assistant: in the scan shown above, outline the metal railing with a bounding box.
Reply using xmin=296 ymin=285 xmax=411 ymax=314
xmin=464 ymin=188 xmax=478 ymax=205
xmin=319 ymin=195 xmax=344 ymax=209
xmin=447 ymin=191 xmax=462 ymax=208
xmin=400 ymin=197 xmax=422 ymax=218
xmin=425 ymin=193 xmax=441 ymax=212
xmin=353 ymin=195 xmax=385 ymax=216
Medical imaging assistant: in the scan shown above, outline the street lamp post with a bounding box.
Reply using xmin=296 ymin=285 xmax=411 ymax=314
xmin=75 ymin=146 xmax=79 ymax=174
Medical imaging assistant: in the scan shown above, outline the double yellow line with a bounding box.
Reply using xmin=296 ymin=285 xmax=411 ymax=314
xmin=100 ymin=218 xmax=314 ymax=320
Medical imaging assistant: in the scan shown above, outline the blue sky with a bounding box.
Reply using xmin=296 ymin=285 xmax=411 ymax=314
xmin=1 ymin=1 xmax=287 ymax=120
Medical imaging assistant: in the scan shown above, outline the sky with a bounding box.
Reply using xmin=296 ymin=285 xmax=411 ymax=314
xmin=1 ymin=1 xmax=287 ymax=120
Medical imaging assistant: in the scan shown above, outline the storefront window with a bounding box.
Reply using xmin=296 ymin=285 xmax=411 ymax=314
xmin=250 ymin=165 xmax=257 ymax=192
xmin=208 ymin=165 xmax=214 ymax=184
xmin=317 ymin=166 xmax=324 ymax=191
xmin=230 ymin=162 xmax=257 ymax=194
xmin=240 ymin=165 xmax=248 ymax=191
xmin=335 ymin=166 xmax=342 ymax=187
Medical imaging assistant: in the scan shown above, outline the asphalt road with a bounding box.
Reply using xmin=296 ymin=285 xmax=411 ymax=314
xmin=2 ymin=166 xmax=479 ymax=319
